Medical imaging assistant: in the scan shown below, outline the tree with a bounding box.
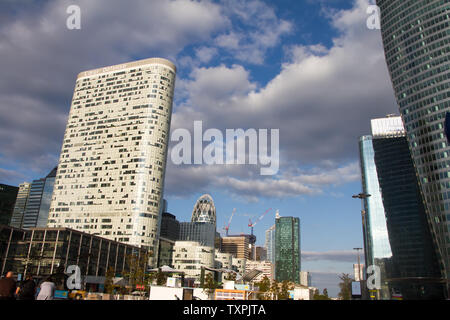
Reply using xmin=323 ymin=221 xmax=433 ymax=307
xmin=269 ymin=280 xmax=280 ymax=300
xmin=279 ymin=281 xmax=293 ymax=300
xmin=255 ymin=276 xmax=271 ymax=300
xmin=124 ymin=252 xmax=151 ymax=294
xmin=202 ymin=273 xmax=219 ymax=298
xmin=156 ymin=270 xmax=167 ymax=286
xmin=338 ymin=273 xmax=353 ymax=300
xmin=313 ymin=288 xmax=332 ymax=300
xmin=104 ymin=267 xmax=115 ymax=294
xmin=224 ymin=272 xmax=237 ymax=281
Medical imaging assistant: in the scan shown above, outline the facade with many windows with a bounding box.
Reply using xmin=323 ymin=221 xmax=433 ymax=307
xmin=0 ymin=224 xmax=147 ymax=285
xmin=9 ymin=183 xmax=31 ymax=228
xmin=377 ymin=0 xmax=450 ymax=294
xmin=275 ymin=216 xmax=300 ymax=283
xmin=47 ymin=58 xmax=176 ymax=263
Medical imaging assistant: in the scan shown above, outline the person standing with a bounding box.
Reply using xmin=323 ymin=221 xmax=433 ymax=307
xmin=17 ymin=274 xmax=37 ymax=300
xmin=0 ymin=271 xmax=17 ymax=300
xmin=36 ymin=276 xmax=55 ymax=300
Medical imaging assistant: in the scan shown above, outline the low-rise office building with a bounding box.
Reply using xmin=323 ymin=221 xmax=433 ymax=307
xmin=0 ymin=224 xmax=147 ymax=291
xmin=172 ymin=241 xmax=214 ymax=282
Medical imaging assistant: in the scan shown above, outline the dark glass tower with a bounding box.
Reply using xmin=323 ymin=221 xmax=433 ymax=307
xmin=0 ymin=184 xmax=19 ymax=226
xmin=358 ymin=135 xmax=393 ymax=299
xmin=275 ymin=215 xmax=300 ymax=283
xmin=372 ymin=119 xmax=444 ymax=299
xmin=377 ymin=0 xmax=450 ymax=295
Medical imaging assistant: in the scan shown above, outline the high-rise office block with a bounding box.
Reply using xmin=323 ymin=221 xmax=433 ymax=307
xmin=255 ymin=246 xmax=267 ymax=261
xmin=265 ymin=224 xmax=276 ymax=264
xmin=9 ymin=182 xmax=31 ymax=228
xmin=160 ymin=212 xmax=180 ymax=242
xmin=275 ymin=216 xmax=300 ymax=283
xmin=358 ymin=135 xmax=393 ymax=299
xmin=21 ymin=167 xmax=57 ymax=229
xmin=0 ymin=184 xmax=18 ymax=226
xmin=371 ymin=117 xmax=444 ymax=299
xmin=377 ymin=0 xmax=450 ymax=294
xmin=47 ymin=58 xmax=176 ymax=259
xmin=221 ymin=236 xmax=250 ymax=260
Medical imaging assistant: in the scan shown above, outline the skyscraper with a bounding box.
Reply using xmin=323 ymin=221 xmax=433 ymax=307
xmin=371 ymin=117 xmax=444 ymax=299
xmin=358 ymin=135 xmax=393 ymax=299
xmin=377 ymin=0 xmax=450 ymax=295
xmin=0 ymin=184 xmax=18 ymax=226
xmin=47 ymin=58 xmax=176 ymax=260
xmin=265 ymin=224 xmax=276 ymax=264
xmin=9 ymin=182 xmax=31 ymax=228
xmin=21 ymin=167 xmax=57 ymax=229
xmin=275 ymin=215 xmax=300 ymax=283
xmin=191 ymin=194 xmax=216 ymax=226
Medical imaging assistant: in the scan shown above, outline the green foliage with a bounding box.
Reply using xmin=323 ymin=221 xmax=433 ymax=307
xmin=313 ymin=288 xmax=332 ymax=300
xmin=202 ymin=273 xmax=219 ymax=296
xmin=279 ymin=281 xmax=293 ymax=300
xmin=338 ymin=273 xmax=353 ymax=300
xmin=224 ymin=272 xmax=237 ymax=281
xmin=104 ymin=267 xmax=115 ymax=294
xmin=124 ymin=252 xmax=151 ymax=293
xmin=255 ymin=276 xmax=271 ymax=300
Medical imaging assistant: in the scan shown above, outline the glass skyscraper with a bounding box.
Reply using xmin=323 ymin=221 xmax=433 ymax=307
xmin=9 ymin=182 xmax=31 ymax=228
xmin=0 ymin=184 xmax=18 ymax=226
xmin=265 ymin=224 xmax=276 ymax=264
xmin=358 ymin=135 xmax=393 ymax=299
xmin=371 ymin=116 xmax=444 ymax=299
xmin=275 ymin=216 xmax=300 ymax=283
xmin=377 ymin=0 xmax=450 ymax=295
xmin=21 ymin=167 xmax=57 ymax=229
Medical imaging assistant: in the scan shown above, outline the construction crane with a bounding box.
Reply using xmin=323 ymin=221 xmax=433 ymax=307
xmin=248 ymin=208 xmax=272 ymax=236
xmin=223 ymin=208 xmax=236 ymax=236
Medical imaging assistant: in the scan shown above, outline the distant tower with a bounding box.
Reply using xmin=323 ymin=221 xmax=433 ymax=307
xmin=191 ymin=194 xmax=216 ymax=226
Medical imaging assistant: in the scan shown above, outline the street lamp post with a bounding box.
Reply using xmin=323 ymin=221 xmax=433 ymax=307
xmin=352 ymin=193 xmax=371 ymax=300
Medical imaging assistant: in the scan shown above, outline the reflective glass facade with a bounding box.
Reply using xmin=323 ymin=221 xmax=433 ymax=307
xmin=373 ymin=135 xmax=444 ymax=299
xmin=9 ymin=182 xmax=31 ymax=228
xmin=359 ymin=136 xmax=393 ymax=299
xmin=0 ymin=184 xmax=18 ymax=226
xmin=275 ymin=216 xmax=300 ymax=283
xmin=178 ymin=222 xmax=215 ymax=248
xmin=0 ymin=225 xmax=146 ymax=281
xmin=377 ymin=0 xmax=450 ymax=291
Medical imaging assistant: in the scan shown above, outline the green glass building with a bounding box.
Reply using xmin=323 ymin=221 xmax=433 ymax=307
xmin=275 ymin=216 xmax=300 ymax=283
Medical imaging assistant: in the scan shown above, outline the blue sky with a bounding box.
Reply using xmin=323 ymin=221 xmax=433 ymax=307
xmin=0 ymin=0 xmax=396 ymax=297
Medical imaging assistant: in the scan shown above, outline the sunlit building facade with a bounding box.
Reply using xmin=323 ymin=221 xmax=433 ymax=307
xmin=47 ymin=58 xmax=176 ymax=263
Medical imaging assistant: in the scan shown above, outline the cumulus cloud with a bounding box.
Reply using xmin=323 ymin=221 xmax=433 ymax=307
xmin=166 ymin=0 xmax=396 ymax=198
xmin=0 ymin=0 xmax=227 ymax=174
xmin=0 ymin=0 xmax=395 ymax=202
